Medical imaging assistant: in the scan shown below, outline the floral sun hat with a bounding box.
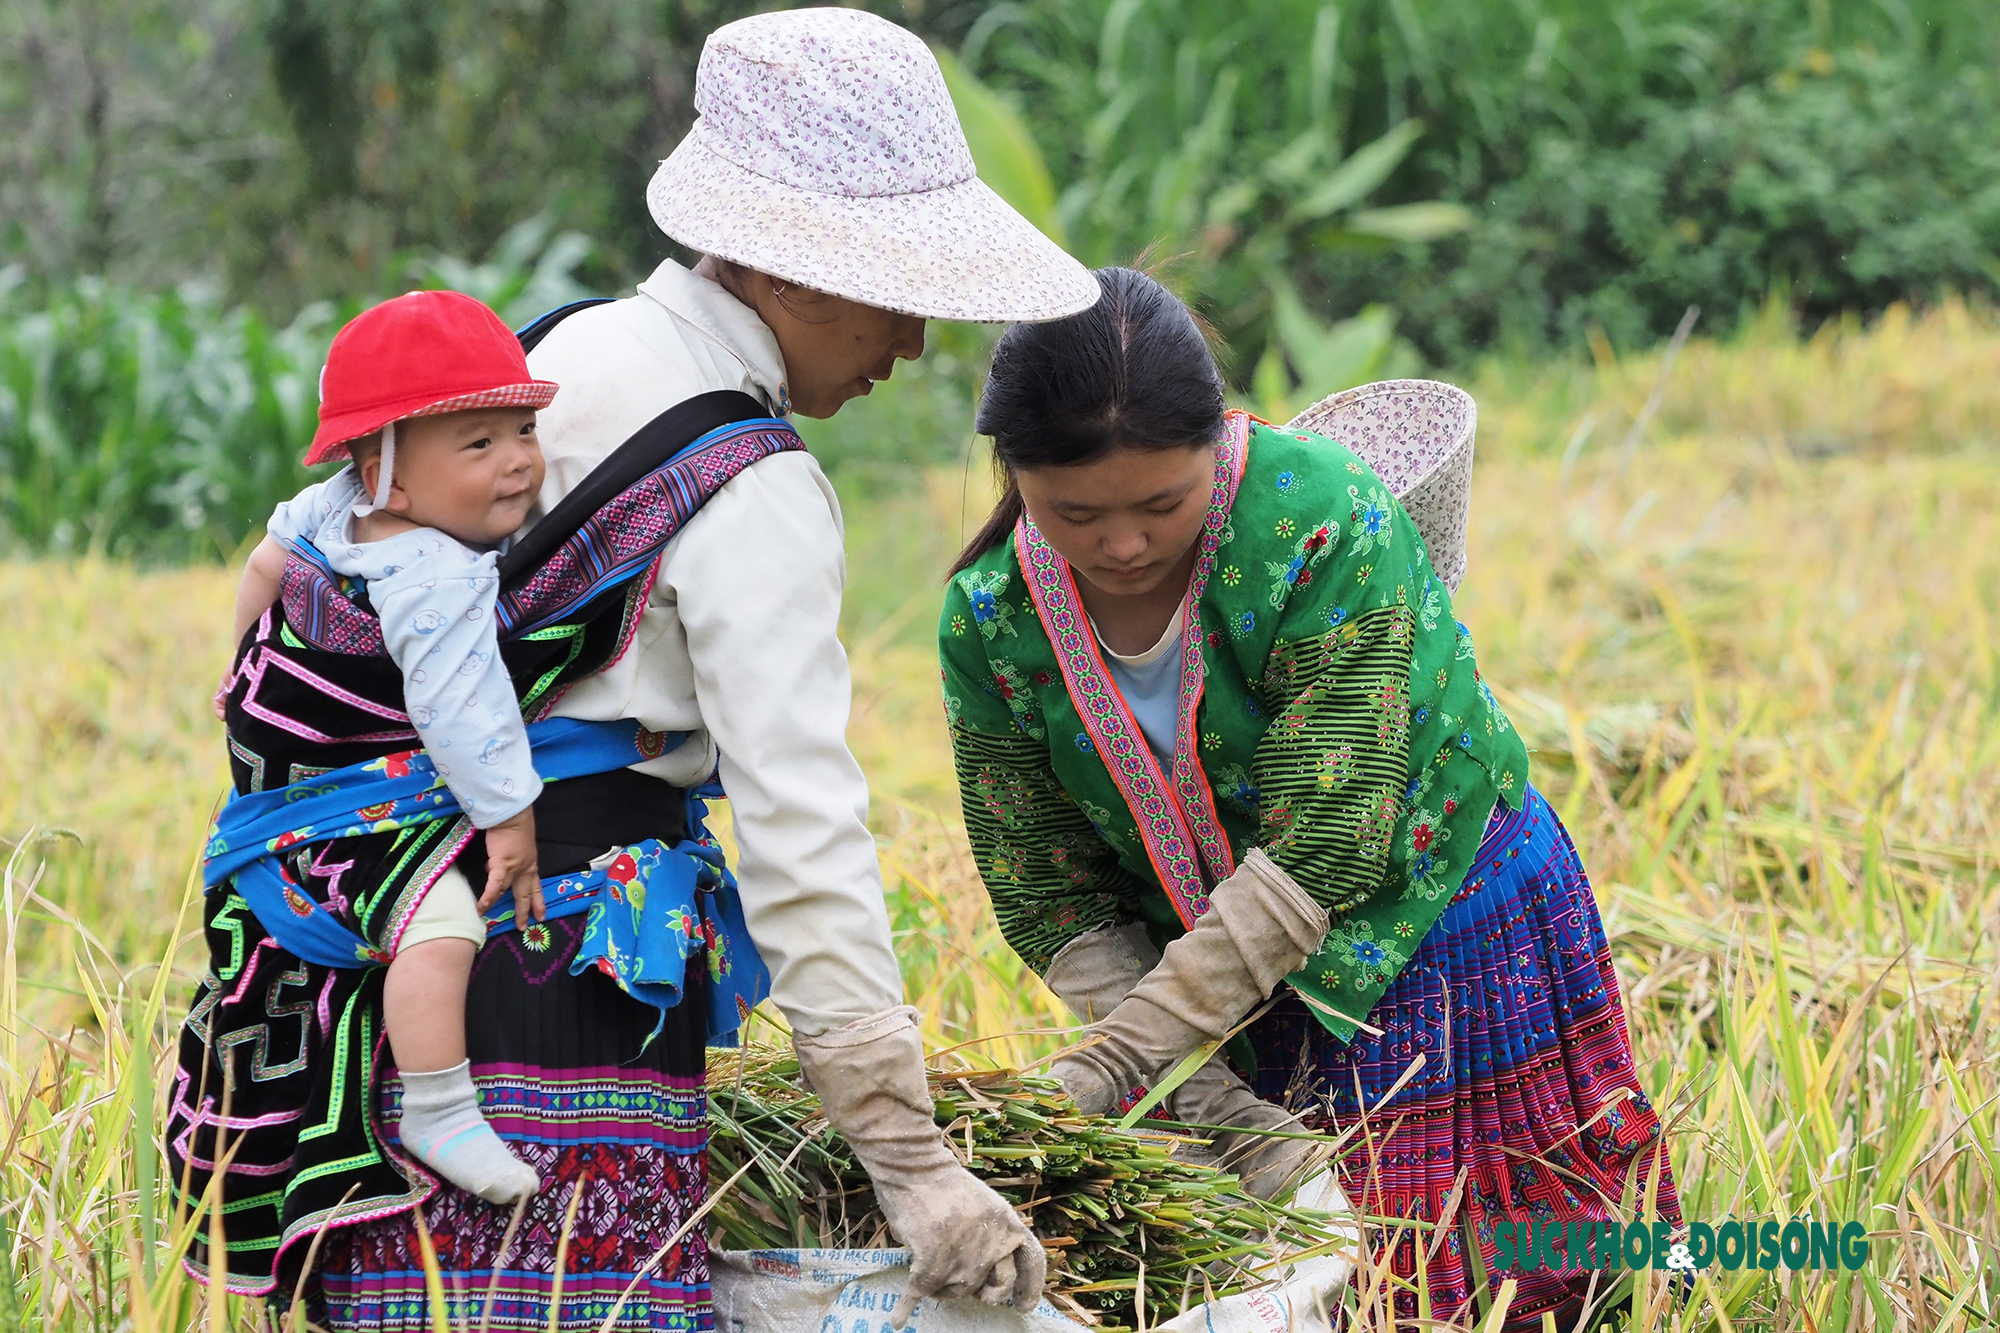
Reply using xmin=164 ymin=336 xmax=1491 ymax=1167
xmin=1286 ymin=379 xmax=1477 ymax=592
xmin=647 ymin=8 xmax=1098 ymax=324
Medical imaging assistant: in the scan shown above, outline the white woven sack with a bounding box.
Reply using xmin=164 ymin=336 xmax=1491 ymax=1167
xmin=710 ymin=1249 xmax=1077 ymax=1333
xmin=710 ymin=1248 xmax=1355 ymax=1333
xmin=710 ymin=1176 xmax=1358 ymax=1333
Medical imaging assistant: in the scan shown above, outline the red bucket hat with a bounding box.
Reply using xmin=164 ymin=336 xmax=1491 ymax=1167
xmin=305 ymin=290 xmax=559 ymax=466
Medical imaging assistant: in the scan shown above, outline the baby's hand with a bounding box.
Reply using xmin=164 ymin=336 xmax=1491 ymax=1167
xmin=479 ymin=808 xmax=545 ymax=925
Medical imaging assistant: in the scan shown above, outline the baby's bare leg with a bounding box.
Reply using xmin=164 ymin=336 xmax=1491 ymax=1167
xmin=384 ymin=938 xmax=475 ymax=1072
xmin=384 ymin=913 xmax=538 ymax=1205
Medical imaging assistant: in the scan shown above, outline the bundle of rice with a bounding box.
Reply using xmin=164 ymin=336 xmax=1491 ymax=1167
xmin=704 ymin=1046 xmax=1353 ymax=1331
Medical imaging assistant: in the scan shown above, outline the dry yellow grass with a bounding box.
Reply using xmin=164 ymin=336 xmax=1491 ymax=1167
xmin=0 ymin=300 xmax=1995 ymax=1327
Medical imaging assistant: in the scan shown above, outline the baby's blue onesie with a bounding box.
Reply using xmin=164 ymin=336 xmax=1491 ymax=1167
xmin=267 ymin=468 xmax=541 ymax=828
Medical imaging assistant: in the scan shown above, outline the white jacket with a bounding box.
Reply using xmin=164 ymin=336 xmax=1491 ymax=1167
xmin=524 ymin=259 xmax=903 ymax=1036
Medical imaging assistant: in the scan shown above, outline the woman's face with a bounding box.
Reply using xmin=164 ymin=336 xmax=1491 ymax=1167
xmin=1015 ymin=443 xmax=1216 ymax=598
xmin=709 ymin=261 xmax=927 ymax=418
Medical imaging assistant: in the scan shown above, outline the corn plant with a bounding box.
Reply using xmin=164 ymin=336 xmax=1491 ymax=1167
xmin=0 ymin=221 xmax=600 ymax=561
xmin=0 ymin=275 xmax=329 ymax=560
xmin=955 ymin=0 xmax=1470 ymax=388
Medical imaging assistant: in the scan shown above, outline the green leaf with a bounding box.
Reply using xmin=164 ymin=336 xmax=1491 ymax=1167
xmin=1084 ymin=84 xmax=1146 ymax=162
xmin=1252 ymin=343 xmax=1294 ymax=422
xmin=1262 ymin=127 xmax=1330 ymax=188
xmin=410 ymin=213 xmax=594 ymax=326
xmin=1286 ymin=120 xmax=1424 ymax=223
xmin=1270 ymin=281 xmax=1401 ymax=400
xmin=1346 ymin=201 xmax=1477 ymax=242
xmin=0 ymin=1208 xmax=19 ymax=1333
xmin=1116 ymin=1039 xmax=1224 ymax=1129
xmin=936 ymin=48 xmax=1066 ymax=247
xmin=1205 ymin=178 xmax=1264 ymax=229
xmin=1148 ymin=67 xmax=1241 ymax=237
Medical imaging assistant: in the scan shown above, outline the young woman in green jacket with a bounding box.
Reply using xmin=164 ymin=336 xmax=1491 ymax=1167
xmin=941 ymin=267 xmax=1678 ymax=1330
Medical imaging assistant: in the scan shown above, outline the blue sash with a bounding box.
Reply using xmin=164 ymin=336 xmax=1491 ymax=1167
xmin=204 ymin=717 xmax=770 ymax=1046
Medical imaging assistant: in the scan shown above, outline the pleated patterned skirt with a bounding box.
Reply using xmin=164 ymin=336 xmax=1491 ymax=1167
xmin=1248 ymin=785 xmax=1679 ymax=1331
xmin=317 ymin=915 xmax=714 ymax=1331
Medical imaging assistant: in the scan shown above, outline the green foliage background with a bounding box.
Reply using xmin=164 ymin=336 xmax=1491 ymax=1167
xmin=3 ymin=0 xmax=1998 ymax=555
xmin=958 ymin=0 xmax=2000 ymax=364
xmin=8 ymin=0 xmax=1996 ymax=348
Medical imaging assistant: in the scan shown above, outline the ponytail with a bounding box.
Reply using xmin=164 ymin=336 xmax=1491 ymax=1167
xmin=949 ymin=474 xmax=1024 ymax=576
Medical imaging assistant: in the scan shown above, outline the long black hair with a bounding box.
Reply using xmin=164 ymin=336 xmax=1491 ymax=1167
xmin=950 ymin=266 xmax=1226 ymax=575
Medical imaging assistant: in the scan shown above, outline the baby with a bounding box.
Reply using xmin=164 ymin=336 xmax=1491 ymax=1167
xmin=228 ymin=290 xmax=555 ymax=1205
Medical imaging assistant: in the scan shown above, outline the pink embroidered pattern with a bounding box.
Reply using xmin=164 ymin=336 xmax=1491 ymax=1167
xmin=1018 ymin=413 xmax=1251 ymax=927
xmin=497 ymin=424 xmax=805 ymax=636
xmin=1170 ymin=415 xmax=1251 ymax=893
xmin=280 ymin=559 xmax=386 ymax=657
xmin=280 ymin=422 xmax=805 ymax=659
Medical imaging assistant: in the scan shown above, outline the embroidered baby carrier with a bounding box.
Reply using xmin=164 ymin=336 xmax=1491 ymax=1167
xmin=168 ymin=347 xmax=805 ymax=1298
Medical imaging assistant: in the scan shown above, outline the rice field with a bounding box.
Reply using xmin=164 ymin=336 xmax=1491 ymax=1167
xmin=0 ymin=300 xmax=1996 ymax=1327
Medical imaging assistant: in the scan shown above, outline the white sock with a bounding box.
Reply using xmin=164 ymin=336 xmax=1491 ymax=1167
xmin=396 ymin=1061 xmax=540 ymax=1205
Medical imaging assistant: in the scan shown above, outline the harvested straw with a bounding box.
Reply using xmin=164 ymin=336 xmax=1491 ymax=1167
xmin=704 ymin=1045 xmax=1350 ymax=1332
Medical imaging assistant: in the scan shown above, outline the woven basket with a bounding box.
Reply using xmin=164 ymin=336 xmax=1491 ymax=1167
xmin=1285 ymin=378 xmax=1476 ymax=591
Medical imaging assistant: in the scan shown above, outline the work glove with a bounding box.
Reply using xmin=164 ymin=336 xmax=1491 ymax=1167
xmin=1172 ymin=1062 xmax=1322 ymax=1200
xmin=1049 ymin=849 xmax=1328 ymax=1121
xmin=1043 ymin=920 xmax=1323 ymax=1201
xmin=792 ymin=1006 xmax=1046 ymax=1322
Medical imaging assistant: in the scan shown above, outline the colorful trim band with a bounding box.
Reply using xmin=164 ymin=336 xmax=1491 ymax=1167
xmin=1017 ymin=413 xmax=1250 ymax=926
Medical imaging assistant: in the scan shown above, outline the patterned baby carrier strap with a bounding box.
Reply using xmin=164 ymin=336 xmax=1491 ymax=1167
xmin=213 ymin=367 xmax=803 ymax=1036
xmin=205 ymin=717 xmax=765 ymax=1046
xmin=275 ymin=387 xmax=804 ymax=714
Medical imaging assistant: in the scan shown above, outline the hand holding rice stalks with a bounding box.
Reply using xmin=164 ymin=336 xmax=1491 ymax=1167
xmin=704 ymin=1045 xmax=1354 ymax=1331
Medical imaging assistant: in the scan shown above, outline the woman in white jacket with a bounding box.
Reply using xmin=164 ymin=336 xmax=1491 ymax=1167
xmin=312 ymin=9 xmax=1101 ymax=1328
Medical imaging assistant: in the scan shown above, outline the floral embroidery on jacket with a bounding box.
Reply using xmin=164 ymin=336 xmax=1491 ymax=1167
xmin=941 ymin=674 xmax=965 ymax=729
xmin=1215 ymin=763 xmax=1259 ymax=815
xmin=1263 ymin=520 xmax=1338 ymax=607
xmin=1345 ymin=484 xmax=1396 ymax=558
xmin=1078 ymin=797 xmax=1130 ymax=852
xmin=955 ymin=569 xmax=1018 ymax=640
xmin=1325 ymin=918 xmax=1408 ymax=985
xmin=1416 ymin=582 xmax=1442 ymax=632
xmin=990 ymin=659 xmax=1047 ymax=740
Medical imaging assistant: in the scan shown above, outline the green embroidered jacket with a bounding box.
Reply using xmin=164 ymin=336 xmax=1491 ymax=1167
xmin=938 ymin=419 xmax=1530 ymax=1040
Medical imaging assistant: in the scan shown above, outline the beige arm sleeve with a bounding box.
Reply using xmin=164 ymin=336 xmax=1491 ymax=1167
xmin=665 ymin=455 xmax=904 ymax=1035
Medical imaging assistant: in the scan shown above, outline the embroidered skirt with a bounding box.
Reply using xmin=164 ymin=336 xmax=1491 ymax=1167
xmin=318 ymin=914 xmax=714 ymax=1331
xmin=1248 ymin=785 xmax=1679 ymax=1332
